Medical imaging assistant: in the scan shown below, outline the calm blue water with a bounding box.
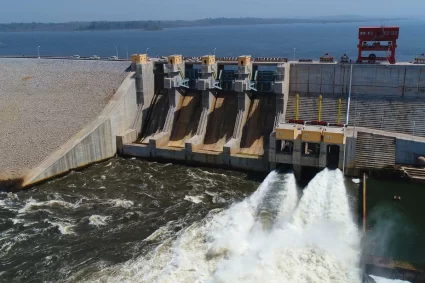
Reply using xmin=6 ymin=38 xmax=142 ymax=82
xmin=0 ymin=20 xmax=425 ymax=61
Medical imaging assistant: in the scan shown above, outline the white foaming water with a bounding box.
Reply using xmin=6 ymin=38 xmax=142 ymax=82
xmin=109 ymin=199 xmax=134 ymax=208
xmin=18 ymin=198 xmax=78 ymax=214
xmin=86 ymin=169 xmax=360 ymax=283
xmin=184 ymin=195 xmax=204 ymax=204
xmin=44 ymin=219 xmax=75 ymax=235
xmin=88 ymin=215 xmax=110 ymax=227
xmin=370 ymin=275 xmax=411 ymax=283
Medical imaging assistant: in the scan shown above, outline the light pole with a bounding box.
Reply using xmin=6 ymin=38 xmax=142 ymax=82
xmin=37 ymin=46 xmax=41 ymax=58
xmin=353 ymin=112 xmax=360 ymax=137
xmin=293 ymin=48 xmax=296 ymax=61
xmin=214 ymin=48 xmax=217 ymax=57
xmin=114 ymin=45 xmax=119 ymax=59
xmin=125 ymin=46 xmax=129 ymax=60
xmin=146 ymin=48 xmax=149 ymax=57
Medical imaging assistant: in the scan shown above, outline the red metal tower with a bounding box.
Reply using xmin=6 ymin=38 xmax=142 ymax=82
xmin=357 ymin=26 xmax=399 ymax=64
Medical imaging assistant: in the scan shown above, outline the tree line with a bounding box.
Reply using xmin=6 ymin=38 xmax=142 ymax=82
xmin=0 ymin=17 xmax=394 ymax=32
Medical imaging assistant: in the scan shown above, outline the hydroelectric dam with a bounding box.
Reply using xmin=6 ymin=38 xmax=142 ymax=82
xmin=1 ymin=26 xmax=425 ymax=283
xmin=4 ymin=51 xmax=425 ymax=189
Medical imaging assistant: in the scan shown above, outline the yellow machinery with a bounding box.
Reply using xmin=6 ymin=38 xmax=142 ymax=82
xmin=201 ymin=55 xmax=215 ymax=65
xmin=295 ymin=94 xmax=299 ymax=120
xmin=238 ymin=55 xmax=251 ymax=66
xmin=323 ymin=127 xmax=346 ymax=144
xmin=318 ymin=95 xmax=323 ymax=122
xmin=168 ymin=55 xmax=182 ymax=65
xmin=131 ymin=54 xmax=147 ymax=64
xmin=275 ymin=123 xmax=302 ymax=141
xmin=302 ymin=125 xmax=323 ymax=143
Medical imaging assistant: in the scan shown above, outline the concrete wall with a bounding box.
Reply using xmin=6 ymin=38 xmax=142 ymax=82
xmin=396 ymin=139 xmax=425 ymax=165
xmin=23 ymin=72 xmax=137 ymax=187
xmin=290 ymin=64 xmax=425 ymax=97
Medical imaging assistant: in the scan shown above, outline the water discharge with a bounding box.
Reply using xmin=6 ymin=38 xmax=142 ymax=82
xmin=88 ymin=168 xmax=361 ymax=283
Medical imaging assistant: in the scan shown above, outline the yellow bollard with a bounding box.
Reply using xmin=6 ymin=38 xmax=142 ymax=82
xmin=295 ymin=94 xmax=299 ymax=120
xmin=318 ymin=95 xmax=323 ymax=122
xmin=337 ymin=98 xmax=342 ymax=125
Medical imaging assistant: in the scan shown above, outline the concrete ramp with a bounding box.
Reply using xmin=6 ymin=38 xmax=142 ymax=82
xmin=168 ymin=93 xmax=202 ymax=148
xmin=239 ymin=94 xmax=276 ymax=156
xmin=140 ymin=91 xmax=169 ymax=144
xmin=201 ymin=93 xmax=238 ymax=152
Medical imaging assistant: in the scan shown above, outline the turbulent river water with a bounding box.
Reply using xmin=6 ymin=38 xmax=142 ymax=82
xmin=0 ymin=158 xmax=363 ymax=282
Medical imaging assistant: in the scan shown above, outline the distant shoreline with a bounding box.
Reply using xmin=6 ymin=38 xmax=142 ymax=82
xmin=0 ymin=17 xmax=405 ymax=32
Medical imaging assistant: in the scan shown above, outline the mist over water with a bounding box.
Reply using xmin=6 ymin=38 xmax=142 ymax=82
xmin=0 ymin=158 xmax=362 ymax=282
xmin=82 ymin=168 xmax=361 ymax=283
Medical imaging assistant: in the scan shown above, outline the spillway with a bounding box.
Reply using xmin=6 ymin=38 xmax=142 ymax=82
xmin=168 ymin=93 xmax=202 ymax=148
xmin=88 ymin=169 xmax=361 ymax=282
xmin=140 ymin=91 xmax=169 ymax=144
xmin=239 ymin=94 xmax=276 ymax=156
xmin=201 ymin=93 xmax=238 ymax=152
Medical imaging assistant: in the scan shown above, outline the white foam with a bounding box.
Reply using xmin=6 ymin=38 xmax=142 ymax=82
xmin=18 ymin=198 xmax=78 ymax=214
xmin=352 ymin=178 xmax=361 ymax=184
xmin=184 ymin=195 xmax=204 ymax=204
xmin=370 ymin=275 xmax=411 ymax=283
xmin=44 ymin=219 xmax=75 ymax=235
xmin=109 ymin=199 xmax=134 ymax=208
xmin=86 ymin=169 xmax=361 ymax=283
xmin=9 ymin=218 xmax=23 ymax=225
xmin=88 ymin=215 xmax=110 ymax=227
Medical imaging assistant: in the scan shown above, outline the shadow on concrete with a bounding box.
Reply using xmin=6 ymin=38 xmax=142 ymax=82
xmin=239 ymin=93 xmax=276 ymax=156
xmin=168 ymin=92 xmax=202 ymax=147
xmin=0 ymin=178 xmax=23 ymax=192
xmin=140 ymin=91 xmax=169 ymax=143
xmin=202 ymin=93 xmax=238 ymax=151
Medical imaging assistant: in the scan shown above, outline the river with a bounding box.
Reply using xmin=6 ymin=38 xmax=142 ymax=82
xmin=1 ymin=157 xmax=424 ymax=282
xmin=0 ymin=157 xmax=359 ymax=282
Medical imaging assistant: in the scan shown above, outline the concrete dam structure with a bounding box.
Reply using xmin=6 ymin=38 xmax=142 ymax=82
xmin=5 ymin=49 xmax=425 ymax=188
xmin=122 ymin=54 xmax=287 ymax=173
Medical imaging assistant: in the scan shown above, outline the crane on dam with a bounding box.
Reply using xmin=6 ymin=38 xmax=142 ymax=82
xmin=357 ymin=26 xmax=399 ymax=64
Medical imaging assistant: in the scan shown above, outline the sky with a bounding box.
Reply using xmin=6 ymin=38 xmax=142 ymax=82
xmin=1 ymin=0 xmax=422 ymax=23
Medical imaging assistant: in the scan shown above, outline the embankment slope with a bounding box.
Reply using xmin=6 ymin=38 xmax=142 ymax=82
xmin=0 ymin=59 xmax=129 ymax=181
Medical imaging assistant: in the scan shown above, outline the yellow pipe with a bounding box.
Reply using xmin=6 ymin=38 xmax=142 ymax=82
xmin=295 ymin=94 xmax=299 ymax=120
xmin=318 ymin=95 xmax=323 ymax=122
xmin=337 ymin=98 xmax=342 ymax=124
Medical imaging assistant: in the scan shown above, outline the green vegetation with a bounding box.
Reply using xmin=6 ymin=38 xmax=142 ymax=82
xmin=0 ymin=17 xmax=402 ymax=32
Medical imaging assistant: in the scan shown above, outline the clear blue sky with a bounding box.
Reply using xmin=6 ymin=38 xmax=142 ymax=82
xmin=1 ymin=0 xmax=421 ymax=23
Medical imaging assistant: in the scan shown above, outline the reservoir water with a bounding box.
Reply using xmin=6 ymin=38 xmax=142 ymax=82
xmin=1 ymin=20 xmax=425 ymax=61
